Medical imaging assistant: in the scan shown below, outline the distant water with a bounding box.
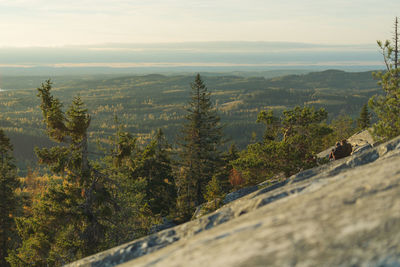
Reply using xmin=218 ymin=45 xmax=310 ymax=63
xmin=0 ymin=88 xmax=6 ymax=91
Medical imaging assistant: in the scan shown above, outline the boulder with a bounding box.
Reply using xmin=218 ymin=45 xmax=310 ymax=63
xmin=348 ymin=129 xmax=376 ymax=152
xmin=67 ymin=135 xmax=400 ymax=267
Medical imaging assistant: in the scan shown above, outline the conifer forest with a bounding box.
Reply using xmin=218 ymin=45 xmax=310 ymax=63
xmin=1 ymin=12 xmax=400 ymax=267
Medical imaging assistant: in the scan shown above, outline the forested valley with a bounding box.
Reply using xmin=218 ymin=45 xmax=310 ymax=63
xmin=0 ymin=68 xmax=389 ymax=266
xmin=0 ymin=70 xmax=379 ymax=174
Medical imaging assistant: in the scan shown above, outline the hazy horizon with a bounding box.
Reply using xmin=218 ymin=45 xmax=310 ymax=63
xmin=0 ymin=41 xmax=384 ymax=75
xmin=1 ymin=0 xmax=397 ymax=75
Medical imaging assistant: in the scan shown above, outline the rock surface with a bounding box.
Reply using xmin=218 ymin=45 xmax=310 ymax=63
xmin=348 ymin=129 xmax=377 ymax=154
xmin=68 ymin=135 xmax=400 ymax=267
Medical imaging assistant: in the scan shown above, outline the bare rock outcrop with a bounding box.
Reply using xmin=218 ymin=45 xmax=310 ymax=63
xmin=68 ymin=135 xmax=400 ymax=267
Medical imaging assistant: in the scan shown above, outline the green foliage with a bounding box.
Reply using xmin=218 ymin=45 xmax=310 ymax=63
xmin=0 ymin=130 xmax=20 ymax=267
xmin=233 ymin=106 xmax=332 ymax=186
xmin=66 ymin=96 xmax=91 ymax=145
xmin=175 ymin=167 xmax=196 ymax=222
xmin=138 ymin=129 xmax=177 ymax=216
xmin=101 ymin=144 xmax=155 ymax=247
xmin=109 ymin=128 xmax=176 ymax=217
xmin=369 ymin=18 xmax=400 ymax=141
xmin=0 ymin=70 xmax=380 ymax=174
xmin=219 ymin=144 xmax=240 ymax=193
xmin=96 ymin=125 xmax=177 ymax=246
xmin=257 ymin=110 xmax=280 ymax=141
xmin=0 ymin=67 xmax=387 ymax=263
xmin=322 ymin=114 xmax=357 ymax=148
xmin=204 ymin=176 xmax=225 ymax=211
xmin=188 ymin=145 xmax=235 ymax=216
xmin=233 ymin=140 xmax=288 ymax=186
xmin=10 ymin=82 xmax=118 ymax=265
xmin=37 ymin=80 xmax=68 ymax=142
xmin=176 ymin=74 xmax=224 ymax=220
xmin=11 ymin=82 xmax=176 ymax=265
xmin=357 ymin=104 xmax=371 ymax=130
xmin=8 ymin=178 xmax=110 ymax=266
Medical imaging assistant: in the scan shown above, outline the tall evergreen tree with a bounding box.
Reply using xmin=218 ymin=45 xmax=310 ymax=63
xmin=9 ymin=81 xmax=115 ymax=266
xmin=369 ymin=17 xmax=400 ymax=140
xmin=0 ymin=130 xmax=20 ymax=267
xmin=176 ymin=74 xmax=223 ymax=219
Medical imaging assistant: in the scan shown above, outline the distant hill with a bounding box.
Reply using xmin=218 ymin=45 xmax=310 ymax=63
xmin=266 ymin=69 xmax=377 ymax=90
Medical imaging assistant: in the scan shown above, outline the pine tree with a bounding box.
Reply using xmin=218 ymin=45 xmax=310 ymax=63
xmin=100 ymin=126 xmax=155 ymax=246
xmin=233 ymin=106 xmax=331 ymax=186
xmin=176 ymin=74 xmax=223 ymax=219
xmin=369 ymin=17 xmax=400 ymax=140
xmin=0 ymin=130 xmax=20 ymax=267
xmin=9 ymin=81 xmax=115 ymax=266
xmin=357 ymin=104 xmax=371 ymax=130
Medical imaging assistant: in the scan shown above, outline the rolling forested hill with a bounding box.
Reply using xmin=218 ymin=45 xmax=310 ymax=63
xmin=0 ymin=69 xmax=380 ymax=173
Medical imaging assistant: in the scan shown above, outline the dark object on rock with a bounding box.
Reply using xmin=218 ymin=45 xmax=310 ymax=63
xmin=319 ymin=130 xmax=375 ymax=160
xmin=330 ymin=142 xmax=344 ymax=160
xmin=341 ymin=139 xmax=353 ymax=157
xmin=330 ymin=140 xmax=352 ymax=160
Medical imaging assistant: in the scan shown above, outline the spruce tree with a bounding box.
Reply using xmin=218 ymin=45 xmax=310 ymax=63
xmin=0 ymin=130 xmax=20 ymax=267
xmin=9 ymin=80 xmax=115 ymax=266
xmin=176 ymin=74 xmax=223 ymax=219
xmin=369 ymin=17 xmax=400 ymax=140
xmin=101 ymin=127 xmax=156 ymax=245
xmin=132 ymin=129 xmax=176 ymax=216
xmin=357 ymin=104 xmax=371 ymax=130
xmin=216 ymin=144 xmax=239 ymax=194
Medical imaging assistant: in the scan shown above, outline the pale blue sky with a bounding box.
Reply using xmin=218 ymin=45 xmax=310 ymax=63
xmin=0 ymin=0 xmax=398 ymax=47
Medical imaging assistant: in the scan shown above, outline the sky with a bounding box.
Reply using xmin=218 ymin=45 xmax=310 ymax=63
xmin=0 ymin=0 xmax=399 ymax=47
